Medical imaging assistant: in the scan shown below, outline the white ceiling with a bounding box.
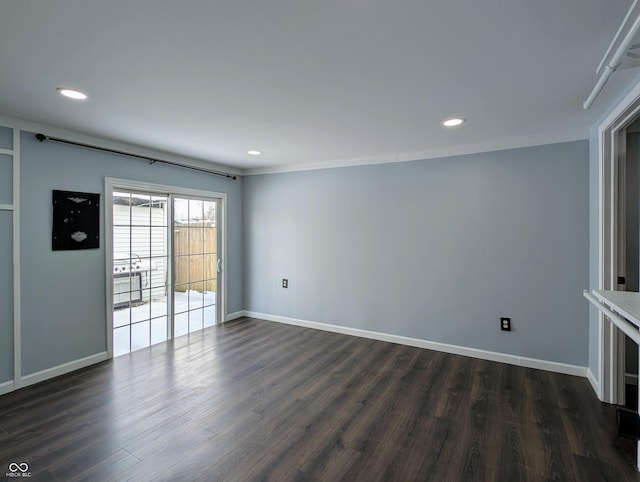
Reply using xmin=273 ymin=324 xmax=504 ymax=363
xmin=0 ymin=0 xmax=637 ymax=172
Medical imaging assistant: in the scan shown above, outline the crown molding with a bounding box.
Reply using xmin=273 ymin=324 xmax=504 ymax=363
xmin=243 ymin=128 xmax=588 ymax=176
xmin=1 ymin=113 xmax=589 ymax=178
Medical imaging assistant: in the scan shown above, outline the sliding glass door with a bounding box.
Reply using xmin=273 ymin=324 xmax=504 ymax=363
xmin=173 ymin=197 xmax=220 ymax=336
xmin=110 ymin=184 xmax=222 ymax=357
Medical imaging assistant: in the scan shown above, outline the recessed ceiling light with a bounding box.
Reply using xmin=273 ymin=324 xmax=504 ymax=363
xmin=248 ymin=150 xmax=262 ymax=156
xmin=442 ymin=117 xmax=465 ymax=127
xmin=57 ymin=87 xmax=88 ymax=100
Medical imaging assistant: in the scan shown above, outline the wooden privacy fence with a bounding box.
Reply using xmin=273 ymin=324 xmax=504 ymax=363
xmin=173 ymin=223 xmax=217 ymax=292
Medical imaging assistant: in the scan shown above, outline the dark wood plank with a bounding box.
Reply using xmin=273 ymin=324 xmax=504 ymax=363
xmin=0 ymin=317 xmax=638 ymax=481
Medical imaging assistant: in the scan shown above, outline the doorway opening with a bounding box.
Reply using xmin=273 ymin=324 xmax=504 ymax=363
xmin=618 ymin=120 xmax=640 ymax=411
xmin=592 ymin=82 xmax=640 ymax=473
xmin=596 ymin=82 xmax=640 ymax=408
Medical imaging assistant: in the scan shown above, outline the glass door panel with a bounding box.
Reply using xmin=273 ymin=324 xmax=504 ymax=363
xmin=112 ymin=191 xmax=169 ymax=356
xmin=173 ymin=196 xmax=220 ymax=336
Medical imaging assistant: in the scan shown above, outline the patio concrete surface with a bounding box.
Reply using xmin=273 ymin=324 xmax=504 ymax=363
xmin=113 ymin=290 xmax=217 ymax=356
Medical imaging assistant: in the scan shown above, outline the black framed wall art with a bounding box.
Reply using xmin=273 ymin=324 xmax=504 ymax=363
xmin=52 ymin=190 xmax=100 ymax=250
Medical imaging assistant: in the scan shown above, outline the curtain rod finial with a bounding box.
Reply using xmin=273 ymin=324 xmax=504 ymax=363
xmin=35 ymin=133 xmax=47 ymax=142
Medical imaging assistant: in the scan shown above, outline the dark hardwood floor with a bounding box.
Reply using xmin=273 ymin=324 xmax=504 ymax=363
xmin=1 ymin=317 xmax=639 ymax=481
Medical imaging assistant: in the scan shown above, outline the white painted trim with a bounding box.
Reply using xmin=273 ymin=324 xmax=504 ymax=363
xmin=0 ymin=113 xmax=585 ymax=179
xmin=1 ymin=113 xmax=587 ymax=178
xmin=598 ymin=79 xmax=640 ymax=135
xmin=596 ymin=314 xmax=606 ymax=401
xmin=221 ymin=197 xmax=227 ymax=326
xmin=0 ymin=204 xmax=13 ymax=211
xmin=20 ymin=352 xmax=108 ymax=388
xmin=0 ymin=380 xmax=14 ymax=396
xmin=626 ymin=373 xmax=639 ymax=385
xmin=244 ymin=311 xmax=587 ymax=378
xmin=168 ymin=198 xmax=175 ymax=340
xmin=243 ymin=130 xmax=587 ymax=176
xmin=104 ymin=179 xmax=114 ymax=358
xmin=587 ymin=368 xmax=602 ymax=397
xmin=0 ymin=114 xmax=242 ymax=176
xmin=596 ymin=122 xmax=606 ymax=401
xmin=0 ymin=147 xmax=12 ymax=156
xmin=225 ymin=311 xmax=246 ymax=322
xmin=595 ymin=78 xmax=640 ymax=404
xmin=13 ymin=127 xmax=21 ymax=390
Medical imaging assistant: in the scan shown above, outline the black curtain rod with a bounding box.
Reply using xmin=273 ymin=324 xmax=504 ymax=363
xmin=35 ymin=133 xmax=238 ymax=180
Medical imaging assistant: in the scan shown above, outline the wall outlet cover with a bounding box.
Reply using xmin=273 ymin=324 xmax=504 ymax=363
xmin=500 ymin=317 xmax=511 ymax=331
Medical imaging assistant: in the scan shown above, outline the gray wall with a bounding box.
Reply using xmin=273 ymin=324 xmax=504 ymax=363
xmin=244 ymin=141 xmax=589 ymax=366
xmin=20 ymin=131 xmax=243 ymax=375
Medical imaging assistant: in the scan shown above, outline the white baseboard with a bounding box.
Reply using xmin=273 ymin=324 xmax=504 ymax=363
xmin=244 ymin=311 xmax=588 ymax=378
xmin=0 ymin=380 xmax=14 ymax=396
xmin=587 ymin=368 xmax=602 ymax=400
xmin=20 ymin=352 xmax=109 ymax=389
xmin=225 ymin=311 xmax=247 ymax=322
xmin=626 ymin=373 xmax=639 ymax=386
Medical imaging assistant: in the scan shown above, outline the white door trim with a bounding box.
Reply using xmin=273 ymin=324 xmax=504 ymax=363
xmin=12 ymin=126 xmax=21 ymax=390
xmin=616 ymin=128 xmax=628 ymax=404
xmin=596 ymin=79 xmax=640 ymax=404
xmin=0 ymin=122 xmax=21 ymax=392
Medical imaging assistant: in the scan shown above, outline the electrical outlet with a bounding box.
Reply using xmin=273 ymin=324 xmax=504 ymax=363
xmin=500 ymin=317 xmax=511 ymax=331
xmin=282 ymin=278 xmax=288 ymax=289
